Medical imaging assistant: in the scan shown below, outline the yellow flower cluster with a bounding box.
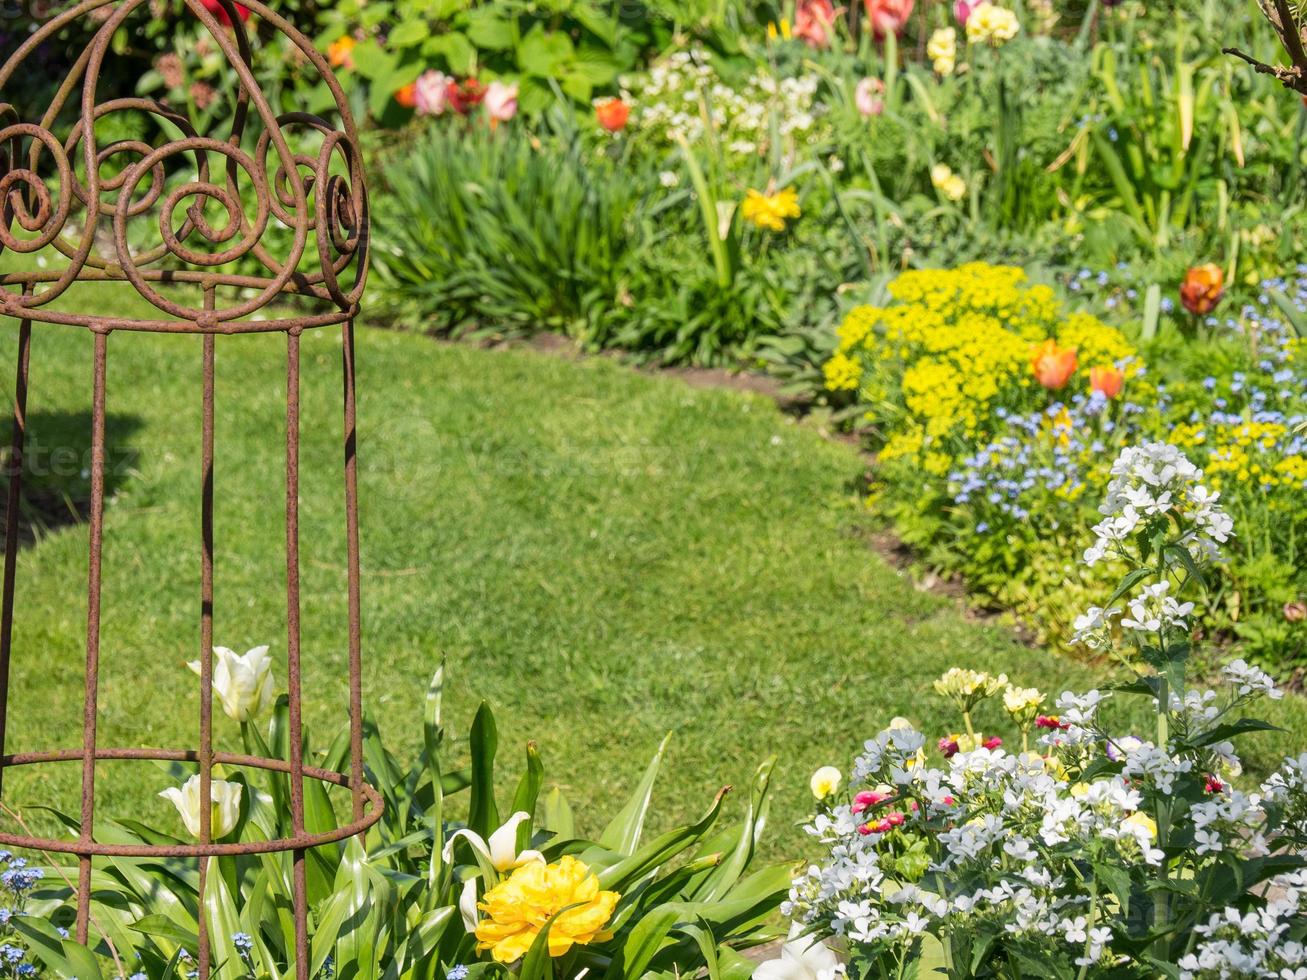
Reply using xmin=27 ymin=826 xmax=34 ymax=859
xmin=966 ymin=3 xmax=1021 ymax=45
xmin=934 ymin=667 xmax=1007 ymax=711
xmin=825 ymin=264 xmax=1136 ymax=466
xmin=475 ymin=856 xmax=619 ymax=964
xmin=741 ymin=187 xmax=800 ymax=231
xmin=1206 ymin=422 xmax=1307 ymax=492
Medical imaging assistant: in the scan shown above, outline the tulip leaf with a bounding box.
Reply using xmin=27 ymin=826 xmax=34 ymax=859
xmin=599 ymin=732 xmax=670 ymax=854
xmin=602 ymin=904 xmax=683 ymax=980
xmin=696 ymin=757 xmax=774 ymax=903
xmin=597 ymin=787 xmax=730 ymax=891
xmin=468 ymin=701 xmax=500 ymax=837
xmin=517 ymin=901 xmax=587 ymax=980
xmin=425 ymin=662 xmax=447 ymax=887
xmin=129 ymin=913 xmax=200 ymax=949
xmin=541 ymin=786 xmax=576 ymax=840
xmin=513 ymin=740 xmax=545 ymax=850
xmin=202 ymin=857 xmax=245 ymax=980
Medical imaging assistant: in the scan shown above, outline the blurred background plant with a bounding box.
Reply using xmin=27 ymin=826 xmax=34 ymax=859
xmin=5 ymin=0 xmax=1304 ymax=662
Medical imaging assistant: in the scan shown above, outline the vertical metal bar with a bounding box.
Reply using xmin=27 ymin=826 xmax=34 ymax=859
xmin=77 ymin=328 xmax=108 ymax=945
xmin=0 ymin=283 xmax=34 ymax=801
xmin=342 ymin=319 xmax=363 ymax=823
xmin=286 ymin=329 xmax=308 ymax=980
xmin=196 ymin=288 xmax=216 ymax=979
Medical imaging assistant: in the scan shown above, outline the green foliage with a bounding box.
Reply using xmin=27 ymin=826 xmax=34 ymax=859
xmin=26 ymin=670 xmax=786 ymax=978
xmin=316 ymin=0 xmax=645 ymax=121
xmin=372 ymin=119 xmax=645 ymax=340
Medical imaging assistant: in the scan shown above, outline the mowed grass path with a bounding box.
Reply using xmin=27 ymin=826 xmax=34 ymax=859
xmin=2 ymin=281 xmax=1305 ymax=856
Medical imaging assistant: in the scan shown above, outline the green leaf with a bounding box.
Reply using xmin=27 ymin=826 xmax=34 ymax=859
xmin=518 ymin=903 xmax=586 ymax=980
xmin=203 ymin=858 xmax=245 ymax=980
xmin=388 ymin=18 xmax=429 ymax=48
xmin=512 ymin=741 xmax=545 ymax=842
xmin=1187 ymin=718 xmax=1282 ymax=748
xmin=12 ymin=916 xmax=105 ymax=980
xmin=463 ymin=9 xmax=514 ymax=51
xmin=598 ymin=788 xmax=730 ymax=891
xmin=516 ymin=25 xmax=574 ymax=78
xmin=1162 ymin=542 xmax=1207 ymax=590
xmin=129 ymin=914 xmax=200 ymax=949
xmin=1105 ymin=567 xmax=1154 ymax=610
xmin=425 ymin=32 xmax=477 ymax=75
xmin=1091 ymin=861 xmax=1133 ymax=916
xmin=599 ymin=732 xmax=670 ymax=853
xmin=425 ymin=662 xmax=447 ymax=887
xmin=541 ymin=787 xmax=575 ymax=839
xmin=468 ymin=701 xmax=500 ymax=837
xmin=603 ymin=905 xmax=683 ymax=980
xmin=1142 ymin=283 xmax=1162 ymax=339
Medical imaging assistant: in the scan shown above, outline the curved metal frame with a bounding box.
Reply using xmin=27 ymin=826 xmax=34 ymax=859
xmin=0 ymin=2 xmax=378 ymax=976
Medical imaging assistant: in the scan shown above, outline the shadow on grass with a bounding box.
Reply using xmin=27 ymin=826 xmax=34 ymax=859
xmin=0 ymin=410 xmax=143 ymax=548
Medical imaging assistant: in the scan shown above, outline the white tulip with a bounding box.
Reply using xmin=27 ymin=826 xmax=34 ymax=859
xmin=159 ymin=774 xmax=243 ymax=840
xmin=188 ymin=645 xmax=276 ymax=723
xmin=459 ymin=876 xmax=479 ymax=932
xmin=442 ymin=810 xmax=545 ymax=872
xmin=753 ymin=927 xmax=844 ymax=980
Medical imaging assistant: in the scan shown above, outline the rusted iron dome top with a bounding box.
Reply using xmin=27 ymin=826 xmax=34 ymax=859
xmin=0 ymin=0 xmax=369 ymax=333
xmin=0 ymin=2 xmax=379 ymax=974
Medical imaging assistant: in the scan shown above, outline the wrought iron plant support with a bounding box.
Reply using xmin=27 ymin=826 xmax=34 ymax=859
xmin=0 ymin=1 xmax=380 ymax=974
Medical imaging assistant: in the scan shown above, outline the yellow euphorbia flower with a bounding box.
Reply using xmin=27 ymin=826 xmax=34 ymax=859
xmin=475 ymin=856 xmax=619 ymax=964
xmin=741 ymin=187 xmax=801 ymax=231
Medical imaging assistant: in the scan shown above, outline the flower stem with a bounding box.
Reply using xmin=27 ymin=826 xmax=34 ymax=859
xmin=1076 ymin=883 xmax=1099 ymax=980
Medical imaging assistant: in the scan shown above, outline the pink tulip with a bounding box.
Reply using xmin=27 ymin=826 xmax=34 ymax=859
xmin=483 ymin=80 xmax=519 ymax=125
xmin=953 ymin=0 xmax=975 ymax=24
xmin=414 ymin=70 xmax=450 ymax=116
xmin=855 ymin=77 xmax=885 ymax=117
xmin=794 ymin=0 xmax=840 ymax=48
xmin=864 ymin=0 xmax=913 ymax=38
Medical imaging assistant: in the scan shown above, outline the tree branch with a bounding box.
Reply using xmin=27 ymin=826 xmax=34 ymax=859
xmin=1223 ymin=46 xmax=1307 ymax=94
xmin=1272 ymin=0 xmax=1307 ymax=73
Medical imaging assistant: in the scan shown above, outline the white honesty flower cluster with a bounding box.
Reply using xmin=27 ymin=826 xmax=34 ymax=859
xmin=785 ymin=711 xmax=1179 ymax=972
xmin=1073 ymin=444 xmax=1232 ymax=652
xmin=1083 ymin=442 xmax=1234 ymax=568
xmin=1178 ymin=869 xmax=1307 ymax=979
xmin=627 ymin=49 xmax=824 ymax=153
xmin=786 ymin=652 xmax=1303 ymax=974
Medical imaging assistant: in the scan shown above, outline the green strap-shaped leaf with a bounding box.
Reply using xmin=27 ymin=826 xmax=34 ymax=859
xmin=599 ymin=732 xmax=671 ymax=854
xmin=598 ymin=788 xmax=730 ymax=891
xmin=468 ymin=702 xmax=501 ymax=838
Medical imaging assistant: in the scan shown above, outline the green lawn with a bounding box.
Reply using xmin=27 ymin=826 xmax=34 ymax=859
xmin=2 ymin=279 xmax=1305 ymax=859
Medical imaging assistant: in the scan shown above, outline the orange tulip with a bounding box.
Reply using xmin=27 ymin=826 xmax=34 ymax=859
xmin=395 ymin=82 xmax=418 ymax=108
xmin=1031 ymin=339 xmax=1078 ymax=391
xmin=1089 ymin=365 xmax=1124 ymax=399
xmin=1180 ymin=263 xmax=1225 ymax=316
xmin=595 ymin=98 xmax=630 ymax=132
xmin=327 ymin=36 xmax=357 ymax=70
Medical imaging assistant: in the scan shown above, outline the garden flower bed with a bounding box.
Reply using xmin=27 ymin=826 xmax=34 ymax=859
xmin=3 ymin=0 xmax=1307 ymax=975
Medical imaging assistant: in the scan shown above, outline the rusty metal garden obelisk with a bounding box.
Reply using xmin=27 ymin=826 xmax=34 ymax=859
xmin=0 ymin=1 xmax=381 ymax=974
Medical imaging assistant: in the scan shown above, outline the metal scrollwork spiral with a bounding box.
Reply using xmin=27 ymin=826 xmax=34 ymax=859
xmin=0 ymin=0 xmax=370 ymax=332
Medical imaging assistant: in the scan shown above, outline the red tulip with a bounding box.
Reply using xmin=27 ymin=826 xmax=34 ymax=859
xmin=595 ymin=98 xmax=631 ymax=132
xmin=446 ymin=78 xmax=486 ymax=116
xmin=1031 ymin=339 xmax=1078 ymax=391
xmin=198 ymin=0 xmax=251 ymax=26
xmin=864 ymin=0 xmax=913 ymax=38
xmin=1089 ymin=365 xmax=1124 ymax=399
xmin=1180 ymin=263 xmax=1225 ymax=316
